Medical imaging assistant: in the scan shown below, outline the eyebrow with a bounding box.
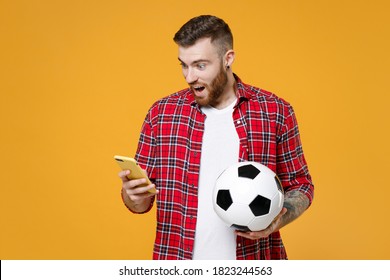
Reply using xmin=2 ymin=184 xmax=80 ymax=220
xmin=178 ymin=58 xmax=211 ymax=65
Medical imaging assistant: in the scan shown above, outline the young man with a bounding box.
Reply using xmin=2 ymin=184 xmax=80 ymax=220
xmin=119 ymin=15 xmax=314 ymax=260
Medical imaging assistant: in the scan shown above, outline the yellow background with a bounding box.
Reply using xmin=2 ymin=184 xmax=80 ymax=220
xmin=1 ymin=0 xmax=389 ymax=260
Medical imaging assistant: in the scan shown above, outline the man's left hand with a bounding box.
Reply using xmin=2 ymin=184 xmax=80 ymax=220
xmin=235 ymin=207 xmax=287 ymax=240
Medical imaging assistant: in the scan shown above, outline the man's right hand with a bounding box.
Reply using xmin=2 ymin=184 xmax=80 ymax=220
xmin=119 ymin=170 xmax=158 ymax=213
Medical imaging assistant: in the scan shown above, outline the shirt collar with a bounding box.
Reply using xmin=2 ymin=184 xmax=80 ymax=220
xmin=234 ymin=73 xmax=251 ymax=104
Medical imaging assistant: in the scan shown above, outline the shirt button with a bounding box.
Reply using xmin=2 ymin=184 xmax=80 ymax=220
xmin=194 ymin=151 xmax=197 ymax=156
xmin=236 ymin=120 xmax=241 ymax=125
xmin=238 ymin=243 xmax=242 ymax=247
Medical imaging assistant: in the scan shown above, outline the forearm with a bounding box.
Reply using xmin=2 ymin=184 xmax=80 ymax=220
xmin=280 ymin=190 xmax=310 ymax=228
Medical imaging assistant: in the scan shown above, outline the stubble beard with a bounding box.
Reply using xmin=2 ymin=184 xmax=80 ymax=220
xmin=193 ymin=63 xmax=228 ymax=107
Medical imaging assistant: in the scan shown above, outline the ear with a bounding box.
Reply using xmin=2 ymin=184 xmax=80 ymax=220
xmin=224 ymin=49 xmax=235 ymax=68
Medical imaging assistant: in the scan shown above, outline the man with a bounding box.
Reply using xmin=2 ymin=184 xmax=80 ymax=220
xmin=119 ymin=15 xmax=314 ymax=260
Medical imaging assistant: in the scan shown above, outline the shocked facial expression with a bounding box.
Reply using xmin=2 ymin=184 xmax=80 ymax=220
xmin=178 ymin=38 xmax=228 ymax=107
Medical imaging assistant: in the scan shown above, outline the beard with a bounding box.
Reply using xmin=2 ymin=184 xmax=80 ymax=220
xmin=192 ymin=63 xmax=228 ymax=107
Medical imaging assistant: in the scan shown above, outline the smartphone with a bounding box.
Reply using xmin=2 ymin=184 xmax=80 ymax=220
xmin=114 ymin=155 xmax=156 ymax=194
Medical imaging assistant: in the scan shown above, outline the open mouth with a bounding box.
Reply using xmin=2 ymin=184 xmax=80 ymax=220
xmin=192 ymin=85 xmax=205 ymax=93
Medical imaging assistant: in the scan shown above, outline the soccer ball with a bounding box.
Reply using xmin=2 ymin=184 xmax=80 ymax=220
xmin=213 ymin=161 xmax=284 ymax=231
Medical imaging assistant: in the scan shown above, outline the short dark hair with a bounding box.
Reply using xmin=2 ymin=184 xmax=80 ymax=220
xmin=173 ymin=15 xmax=233 ymax=56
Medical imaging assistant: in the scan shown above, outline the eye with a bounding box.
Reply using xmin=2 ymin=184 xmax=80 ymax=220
xmin=197 ymin=63 xmax=206 ymax=70
xmin=180 ymin=62 xmax=188 ymax=69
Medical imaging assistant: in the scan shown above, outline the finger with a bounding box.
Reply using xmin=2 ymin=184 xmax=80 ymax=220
xmin=271 ymin=207 xmax=288 ymax=226
xmin=272 ymin=208 xmax=287 ymax=223
xmin=125 ymin=184 xmax=158 ymax=202
xmin=118 ymin=170 xmax=130 ymax=182
xmin=124 ymin=182 xmax=156 ymax=195
xmin=126 ymin=188 xmax=157 ymax=202
xmin=235 ymin=220 xmax=277 ymax=240
xmin=123 ymin=178 xmax=148 ymax=191
xmin=236 ymin=230 xmax=264 ymax=240
xmin=279 ymin=207 xmax=288 ymax=216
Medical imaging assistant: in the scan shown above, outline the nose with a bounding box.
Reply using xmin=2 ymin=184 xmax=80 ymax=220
xmin=184 ymin=67 xmax=198 ymax=84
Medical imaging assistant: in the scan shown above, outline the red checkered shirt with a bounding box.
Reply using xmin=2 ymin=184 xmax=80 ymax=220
xmin=133 ymin=75 xmax=314 ymax=260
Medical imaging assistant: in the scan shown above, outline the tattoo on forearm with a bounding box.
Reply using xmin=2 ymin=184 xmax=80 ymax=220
xmin=282 ymin=190 xmax=310 ymax=226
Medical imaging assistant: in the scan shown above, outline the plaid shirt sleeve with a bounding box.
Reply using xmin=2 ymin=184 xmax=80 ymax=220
xmin=134 ymin=107 xmax=157 ymax=180
xmin=127 ymin=105 xmax=159 ymax=214
xmin=235 ymin=79 xmax=314 ymax=205
xmin=276 ymin=104 xmax=314 ymax=203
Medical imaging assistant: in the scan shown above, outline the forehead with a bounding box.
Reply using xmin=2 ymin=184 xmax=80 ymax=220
xmin=178 ymin=37 xmax=220 ymax=64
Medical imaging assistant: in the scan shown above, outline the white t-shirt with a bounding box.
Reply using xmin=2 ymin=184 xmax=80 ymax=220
xmin=192 ymin=100 xmax=239 ymax=260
